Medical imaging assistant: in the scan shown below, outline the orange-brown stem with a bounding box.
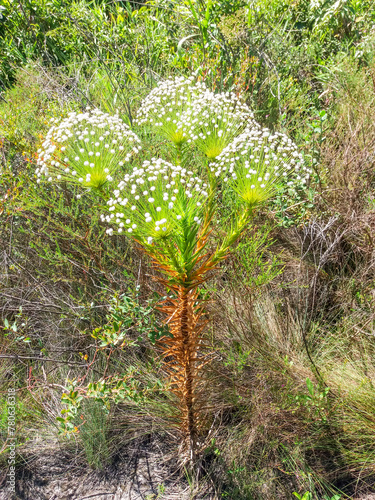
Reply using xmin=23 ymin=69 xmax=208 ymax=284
xmin=157 ymin=285 xmax=208 ymax=462
xmin=179 ymin=288 xmax=197 ymax=460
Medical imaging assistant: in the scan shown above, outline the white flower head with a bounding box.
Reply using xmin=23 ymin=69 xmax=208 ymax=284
xmin=135 ymin=76 xmax=207 ymax=146
xmin=179 ymin=90 xmax=259 ymax=160
xmin=36 ymin=108 xmax=141 ymax=189
xmin=103 ymin=158 xmax=208 ymax=243
xmin=210 ymin=127 xmax=310 ymax=207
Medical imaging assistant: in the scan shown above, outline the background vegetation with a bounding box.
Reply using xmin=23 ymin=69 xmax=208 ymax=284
xmin=1 ymin=0 xmax=375 ymax=498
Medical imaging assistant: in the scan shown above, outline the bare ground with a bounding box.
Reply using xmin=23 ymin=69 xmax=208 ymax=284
xmin=0 ymin=435 xmax=215 ymax=500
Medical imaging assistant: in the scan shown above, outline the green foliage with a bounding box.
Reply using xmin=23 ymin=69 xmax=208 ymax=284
xmin=304 ymin=110 xmax=329 ymax=168
xmin=78 ymin=398 xmax=111 ymax=469
xmin=0 ymin=396 xmax=35 ymax=434
xmin=58 ymin=364 xmax=165 ymax=437
xmin=1 ymin=307 xmax=31 ymax=344
xmin=0 ymin=67 xmax=54 ymax=156
xmin=56 ymin=288 xmax=170 ymax=437
xmin=0 ymin=0 xmax=81 ymax=85
xmin=58 ymin=383 xmax=84 ymax=436
xmin=293 ymin=492 xmax=341 ymax=500
xmin=90 ymin=290 xmax=171 ymax=347
xmin=293 ymin=378 xmax=330 ymax=423
xmin=293 ymin=492 xmax=312 ymax=500
xmin=236 ymin=225 xmax=282 ymax=285
xmin=145 ymin=483 xmax=166 ymax=500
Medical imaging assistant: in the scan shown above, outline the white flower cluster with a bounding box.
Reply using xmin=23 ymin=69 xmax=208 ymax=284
xmin=135 ymin=76 xmax=207 ymax=146
xmin=210 ymin=127 xmax=311 ymax=206
xmin=179 ymin=90 xmax=259 ymax=160
xmin=101 ymin=158 xmax=208 ymax=244
xmin=36 ymin=109 xmax=141 ymax=189
xmin=136 ymin=76 xmax=259 ymax=160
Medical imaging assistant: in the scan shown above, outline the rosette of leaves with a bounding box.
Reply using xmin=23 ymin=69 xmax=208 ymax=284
xmin=36 ymin=108 xmax=141 ymax=190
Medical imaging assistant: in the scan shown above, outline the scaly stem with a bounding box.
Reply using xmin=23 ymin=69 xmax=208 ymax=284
xmin=158 ymin=283 xmax=204 ymax=463
xmin=179 ymin=286 xmax=197 ymax=461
